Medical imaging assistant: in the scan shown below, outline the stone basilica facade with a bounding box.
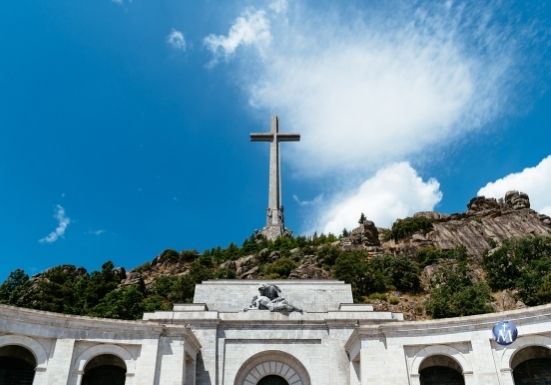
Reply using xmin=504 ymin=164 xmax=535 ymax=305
xmin=1 ymin=280 xmax=551 ymax=385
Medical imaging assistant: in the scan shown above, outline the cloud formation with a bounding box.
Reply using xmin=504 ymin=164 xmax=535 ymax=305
xmin=478 ymin=155 xmax=551 ymax=216
xmin=314 ymin=162 xmax=442 ymax=234
xmin=167 ymin=29 xmax=186 ymax=51
xmin=242 ymin=2 xmax=525 ymax=175
xmin=204 ymin=8 xmax=271 ymax=63
xmin=269 ymin=0 xmax=288 ymax=14
xmin=206 ymin=1 xmax=534 ymax=233
xmin=39 ymin=205 xmax=71 ymax=244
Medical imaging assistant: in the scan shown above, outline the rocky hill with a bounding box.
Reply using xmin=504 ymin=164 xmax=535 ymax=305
xmin=122 ymin=191 xmax=551 ymax=287
xmin=345 ymin=191 xmax=551 ymax=258
xmin=2 ymin=191 xmax=551 ymax=321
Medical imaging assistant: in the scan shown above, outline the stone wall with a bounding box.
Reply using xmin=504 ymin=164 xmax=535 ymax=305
xmin=1 ymin=280 xmax=551 ymax=385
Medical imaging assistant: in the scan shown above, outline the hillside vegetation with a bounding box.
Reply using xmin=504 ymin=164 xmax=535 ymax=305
xmin=1 ymin=191 xmax=551 ymax=320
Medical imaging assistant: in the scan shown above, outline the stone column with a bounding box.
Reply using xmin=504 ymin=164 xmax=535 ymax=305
xmin=154 ymin=337 xmax=185 ymax=385
xmin=192 ymin=327 xmax=218 ymax=385
xmin=499 ymin=368 xmax=516 ymax=385
xmin=360 ymin=337 xmax=409 ymax=385
xmin=134 ymin=339 xmax=160 ymax=385
xmin=44 ymin=338 xmax=75 ymax=385
xmin=470 ymin=334 xmax=501 ymax=385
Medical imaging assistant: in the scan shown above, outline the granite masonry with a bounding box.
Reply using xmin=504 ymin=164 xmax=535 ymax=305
xmin=1 ymin=279 xmax=550 ymax=385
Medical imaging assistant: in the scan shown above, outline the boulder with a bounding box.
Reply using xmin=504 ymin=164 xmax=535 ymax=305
xmin=504 ymin=191 xmax=530 ymax=210
xmin=288 ymin=256 xmax=331 ymax=279
xmin=349 ymin=220 xmax=380 ymax=246
xmin=467 ymin=196 xmax=500 ymax=214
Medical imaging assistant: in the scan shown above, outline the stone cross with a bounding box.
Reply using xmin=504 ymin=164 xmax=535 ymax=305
xmin=250 ymin=116 xmax=300 ymax=240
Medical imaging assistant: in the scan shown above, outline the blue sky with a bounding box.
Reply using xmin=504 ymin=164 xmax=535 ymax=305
xmin=0 ymin=0 xmax=550 ymax=279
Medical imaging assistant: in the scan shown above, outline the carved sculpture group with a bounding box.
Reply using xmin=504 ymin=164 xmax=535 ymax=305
xmin=244 ymin=283 xmax=302 ymax=313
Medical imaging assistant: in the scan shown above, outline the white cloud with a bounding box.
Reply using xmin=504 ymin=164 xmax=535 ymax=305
xmin=206 ymin=1 xmax=535 ymax=233
xmin=478 ymin=155 xmax=551 ymax=216
xmin=314 ymin=162 xmax=442 ymax=234
xmin=269 ymin=0 xmax=288 ymax=14
xmin=293 ymin=193 xmax=323 ymax=207
xmin=204 ymin=8 xmax=271 ymax=63
xmin=167 ymin=29 xmax=186 ymax=51
xmin=241 ymin=2 xmax=523 ymax=176
xmin=39 ymin=205 xmax=71 ymax=244
xmin=87 ymin=229 xmax=105 ymax=236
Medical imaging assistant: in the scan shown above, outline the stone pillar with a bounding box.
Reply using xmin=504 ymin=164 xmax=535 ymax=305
xmin=360 ymin=338 xmax=409 ymax=385
xmin=134 ymin=339 xmax=160 ymax=385
xmin=154 ymin=337 xmax=185 ymax=385
xmin=44 ymin=338 xmax=75 ymax=385
xmin=327 ymin=327 xmax=355 ymax=385
xmin=192 ymin=327 xmax=218 ymax=385
xmin=499 ymin=368 xmax=516 ymax=385
xmin=470 ymin=334 xmax=501 ymax=385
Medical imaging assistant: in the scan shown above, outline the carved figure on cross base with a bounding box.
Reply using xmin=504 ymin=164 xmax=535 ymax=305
xmin=243 ymin=283 xmax=302 ymax=313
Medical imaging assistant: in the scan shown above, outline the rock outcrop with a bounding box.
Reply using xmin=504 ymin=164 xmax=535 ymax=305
xmin=347 ymin=191 xmax=551 ymax=258
xmin=349 ymin=220 xmax=380 ymax=246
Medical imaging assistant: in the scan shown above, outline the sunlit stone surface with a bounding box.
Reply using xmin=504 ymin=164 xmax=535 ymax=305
xmin=1 ymin=279 xmax=550 ymax=385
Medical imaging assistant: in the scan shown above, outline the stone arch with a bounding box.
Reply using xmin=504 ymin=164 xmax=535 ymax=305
xmin=234 ymin=350 xmax=311 ymax=385
xmin=508 ymin=343 xmax=551 ymax=385
xmin=82 ymin=354 xmax=127 ymax=385
xmin=0 ymin=335 xmax=48 ymax=370
xmin=500 ymin=335 xmax=551 ymax=371
xmin=411 ymin=345 xmax=472 ymax=376
xmin=410 ymin=345 xmax=472 ymax=385
xmin=74 ymin=344 xmax=136 ymax=385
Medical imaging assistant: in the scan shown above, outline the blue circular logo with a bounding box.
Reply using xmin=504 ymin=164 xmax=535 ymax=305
xmin=492 ymin=321 xmax=518 ymax=346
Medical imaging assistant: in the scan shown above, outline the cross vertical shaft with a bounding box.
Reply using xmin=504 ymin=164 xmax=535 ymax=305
xmin=251 ymin=116 xmax=300 ymax=240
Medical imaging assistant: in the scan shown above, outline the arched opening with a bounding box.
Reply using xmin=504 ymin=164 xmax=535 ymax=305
xmin=0 ymin=345 xmax=37 ymax=385
xmin=258 ymin=375 xmax=289 ymax=385
xmin=234 ymin=350 xmax=310 ymax=385
xmin=512 ymin=346 xmax=551 ymax=385
xmin=419 ymin=355 xmax=465 ymax=385
xmin=82 ymin=354 xmax=127 ymax=385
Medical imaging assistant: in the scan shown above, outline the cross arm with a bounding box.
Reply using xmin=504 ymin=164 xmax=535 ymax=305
xmin=277 ymin=134 xmax=300 ymax=142
xmin=250 ymin=133 xmax=274 ymax=142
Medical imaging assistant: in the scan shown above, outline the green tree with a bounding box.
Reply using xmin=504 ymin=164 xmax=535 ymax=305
xmin=390 ymin=216 xmax=433 ymax=241
xmin=334 ymin=252 xmax=387 ymax=300
xmin=83 ymin=261 xmax=123 ymax=311
xmin=92 ymin=285 xmax=144 ymax=320
xmin=0 ymin=269 xmax=31 ymax=307
xmin=426 ymin=258 xmax=492 ymax=318
xmin=371 ymin=255 xmax=421 ymax=293
xmin=483 ymin=236 xmax=551 ymax=292
xmin=29 ymin=265 xmax=89 ymax=314
xmin=263 ymin=257 xmax=298 ymax=278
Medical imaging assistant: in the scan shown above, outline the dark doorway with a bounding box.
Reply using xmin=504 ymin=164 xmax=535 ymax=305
xmin=81 ymin=354 xmax=126 ymax=385
xmin=0 ymin=345 xmax=36 ymax=385
xmin=419 ymin=355 xmax=465 ymax=385
xmin=258 ymin=375 xmax=289 ymax=385
xmin=420 ymin=366 xmax=465 ymax=385
xmin=513 ymin=346 xmax=551 ymax=385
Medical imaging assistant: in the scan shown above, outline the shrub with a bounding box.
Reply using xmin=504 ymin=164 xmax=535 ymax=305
xmin=262 ymin=257 xmax=298 ymax=278
xmin=388 ymin=295 xmax=400 ymax=305
xmin=426 ymin=259 xmax=492 ymax=318
xmin=367 ymin=292 xmax=387 ymax=301
xmin=370 ymin=254 xmax=420 ymax=293
xmin=483 ymin=236 xmax=551 ymax=306
xmin=390 ymin=216 xmax=433 ymax=241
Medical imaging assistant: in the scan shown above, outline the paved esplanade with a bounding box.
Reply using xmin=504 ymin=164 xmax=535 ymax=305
xmin=251 ymin=116 xmax=300 ymax=240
